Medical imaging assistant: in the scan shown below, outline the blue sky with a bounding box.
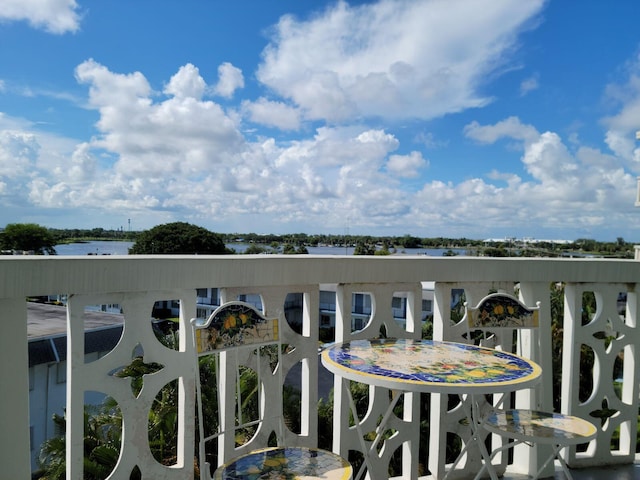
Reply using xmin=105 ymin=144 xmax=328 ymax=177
xmin=1 ymin=0 xmax=640 ymax=241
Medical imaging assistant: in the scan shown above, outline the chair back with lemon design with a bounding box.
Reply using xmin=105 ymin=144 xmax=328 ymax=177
xmin=193 ymin=301 xmax=279 ymax=353
xmin=467 ymin=293 xmax=539 ymax=330
xmin=191 ymin=301 xmax=282 ymax=479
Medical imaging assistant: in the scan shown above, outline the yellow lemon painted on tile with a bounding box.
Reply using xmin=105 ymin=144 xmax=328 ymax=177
xmin=223 ymin=314 xmax=236 ymax=329
xmin=264 ymin=458 xmax=286 ymax=467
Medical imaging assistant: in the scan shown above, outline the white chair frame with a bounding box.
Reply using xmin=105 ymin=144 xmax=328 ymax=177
xmin=191 ymin=301 xmax=352 ymax=480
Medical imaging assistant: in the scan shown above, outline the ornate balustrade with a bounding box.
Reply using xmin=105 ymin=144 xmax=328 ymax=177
xmin=1 ymin=255 xmax=639 ymax=479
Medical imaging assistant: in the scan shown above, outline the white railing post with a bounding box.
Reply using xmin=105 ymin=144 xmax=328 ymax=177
xmin=0 ymin=298 xmax=31 ymax=478
xmin=66 ymin=291 xmax=197 ymax=480
xmin=563 ymin=282 xmax=640 ymax=467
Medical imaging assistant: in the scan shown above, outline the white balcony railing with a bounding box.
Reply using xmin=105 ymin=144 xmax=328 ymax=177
xmin=2 ymin=255 xmax=639 ymax=479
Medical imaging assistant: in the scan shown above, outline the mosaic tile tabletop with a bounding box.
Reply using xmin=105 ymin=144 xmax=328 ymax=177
xmin=484 ymin=409 xmax=598 ymax=445
xmin=321 ymin=338 xmax=542 ymax=394
xmin=213 ymin=446 xmax=353 ymax=480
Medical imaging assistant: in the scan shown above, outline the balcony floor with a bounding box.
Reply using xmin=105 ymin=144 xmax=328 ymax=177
xmin=503 ymin=460 xmax=640 ymax=480
xmin=421 ymin=460 xmax=640 ymax=480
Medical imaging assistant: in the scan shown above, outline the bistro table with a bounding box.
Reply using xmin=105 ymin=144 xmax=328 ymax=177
xmin=321 ymin=338 xmax=542 ymax=480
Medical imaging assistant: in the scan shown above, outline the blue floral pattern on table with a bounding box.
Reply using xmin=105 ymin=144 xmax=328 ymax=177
xmin=324 ymin=338 xmax=540 ymax=389
xmin=213 ymin=446 xmax=353 ymax=480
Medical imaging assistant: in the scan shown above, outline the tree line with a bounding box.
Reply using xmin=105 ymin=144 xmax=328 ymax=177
xmin=1 ymin=222 xmax=636 ymax=258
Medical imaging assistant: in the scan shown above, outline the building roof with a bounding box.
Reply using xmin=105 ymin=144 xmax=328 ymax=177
xmin=28 ymin=302 xmax=124 ymax=367
xmin=27 ymin=301 xmax=124 ymax=339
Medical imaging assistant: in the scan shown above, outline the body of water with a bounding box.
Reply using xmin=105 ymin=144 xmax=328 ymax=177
xmin=55 ymin=241 xmax=467 ymax=256
xmin=54 ymin=241 xmax=134 ymax=255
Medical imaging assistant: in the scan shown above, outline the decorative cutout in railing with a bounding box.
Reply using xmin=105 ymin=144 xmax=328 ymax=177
xmin=110 ymin=354 xmax=165 ymax=398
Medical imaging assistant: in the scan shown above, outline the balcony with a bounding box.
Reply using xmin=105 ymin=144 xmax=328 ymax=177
xmin=3 ymin=254 xmax=640 ymax=479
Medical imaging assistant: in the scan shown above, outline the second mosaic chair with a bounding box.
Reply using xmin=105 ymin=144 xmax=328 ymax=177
xmin=466 ymin=293 xmax=597 ymax=480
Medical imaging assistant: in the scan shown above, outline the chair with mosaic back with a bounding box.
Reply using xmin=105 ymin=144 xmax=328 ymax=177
xmin=191 ymin=300 xmax=352 ymax=480
xmin=465 ymin=292 xmax=597 ymax=480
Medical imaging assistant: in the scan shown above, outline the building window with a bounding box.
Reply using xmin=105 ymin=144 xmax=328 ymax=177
xmin=353 ymin=317 xmax=365 ymax=331
xmin=353 ymin=293 xmax=371 ymax=315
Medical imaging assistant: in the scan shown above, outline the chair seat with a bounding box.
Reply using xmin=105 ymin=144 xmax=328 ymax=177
xmin=213 ymin=446 xmax=353 ymax=480
xmin=483 ymin=409 xmax=598 ymax=446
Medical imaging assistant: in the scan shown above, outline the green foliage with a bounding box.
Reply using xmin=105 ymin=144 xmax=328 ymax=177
xmin=374 ymin=241 xmax=391 ymax=255
xmin=1 ymin=223 xmax=57 ymax=254
xmin=36 ymin=405 xmax=122 ymax=480
xmin=244 ymin=244 xmax=268 ymax=254
xmin=422 ymin=315 xmax=433 ymax=339
xmin=482 ymin=247 xmax=509 ymax=257
xmin=280 ymin=243 xmax=309 ymax=254
xmin=398 ymin=235 xmax=422 ymax=248
xmin=353 ymin=241 xmax=375 ymax=255
xmin=50 ymin=227 xmax=137 ymax=241
xmin=129 ymin=222 xmax=230 ymax=254
xmin=317 ymin=396 xmax=335 ymax=450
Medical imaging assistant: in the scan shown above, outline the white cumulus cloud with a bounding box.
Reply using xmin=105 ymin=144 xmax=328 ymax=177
xmin=387 ymin=151 xmax=428 ymax=178
xmin=257 ymin=0 xmax=545 ymax=122
xmin=213 ymin=62 xmax=244 ymax=98
xmin=164 ymin=64 xmax=206 ymax=100
xmin=601 ymin=53 xmax=640 ymax=167
xmin=0 ymin=0 xmax=81 ymax=34
xmin=242 ymin=97 xmax=301 ymax=130
xmin=75 ymin=60 xmax=244 ymax=178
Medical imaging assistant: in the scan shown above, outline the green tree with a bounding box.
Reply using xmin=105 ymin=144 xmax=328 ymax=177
xmin=353 ymin=241 xmax=375 ymax=255
xmin=129 ymin=222 xmax=230 ymax=254
xmin=482 ymin=247 xmax=509 ymax=257
xmin=244 ymin=244 xmax=268 ymax=254
xmin=1 ymin=223 xmax=57 ymax=254
xmin=374 ymin=241 xmax=391 ymax=256
xmin=282 ymin=243 xmax=309 ymax=254
xmin=282 ymin=243 xmax=297 ymax=254
xmin=398 ymin=235 xmax=422 ymax=249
